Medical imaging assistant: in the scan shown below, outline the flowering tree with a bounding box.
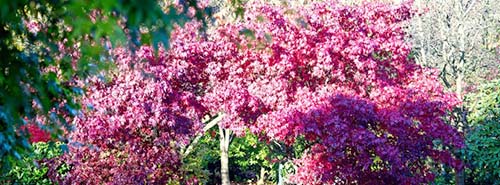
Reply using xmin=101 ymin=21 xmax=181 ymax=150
xmin=199 ymin=1 xmax=464 ymax=184
xmin=55 ymin=23 xmax=210 ymax=183
xmin=55 ymin=1 xmax=464 ymax=184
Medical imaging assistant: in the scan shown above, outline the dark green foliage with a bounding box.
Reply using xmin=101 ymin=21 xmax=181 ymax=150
xmin=465 ymin=79 xmax=500 ymax=184
xmin=0 ymin=0 xmax=77 ymax=173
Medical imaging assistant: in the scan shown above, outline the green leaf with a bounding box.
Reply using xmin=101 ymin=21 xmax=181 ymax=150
xmin=239 ymin=28 xmax=255 ymax=40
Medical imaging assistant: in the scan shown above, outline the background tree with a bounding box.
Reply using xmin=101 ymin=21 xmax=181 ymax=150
xmin=408 ymin=0 xmax=499 ymax=93
xmin=407 ymin=0 xmax=500 ymax=183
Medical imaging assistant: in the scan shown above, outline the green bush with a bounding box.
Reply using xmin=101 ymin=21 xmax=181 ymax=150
xmin=0 ymin=142 xmax=67 ymax=184
xmin=466 ymin=79 xmax=500 ymax=184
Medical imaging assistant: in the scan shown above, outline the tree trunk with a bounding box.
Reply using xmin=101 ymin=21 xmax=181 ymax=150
xmin=219 ymin=126 xmax=232 ymax=185
xmin=456 ymin=74 xmax=463 ymax=104
xmin=455 ymin=73 xmax=466 ymax=185
xmin=455 ymin=169 xmax=465 ymax=185
xmin=257 ymin=167 xmax=266 ymax=185
xmin=278 ymin=162 xmax=284 ymax=185
xmin=455 ymin=105 xmax=467 ymax=185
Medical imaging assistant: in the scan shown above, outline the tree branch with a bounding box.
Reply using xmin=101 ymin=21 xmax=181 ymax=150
xmin=182 ymin=112 xmax=224 ymax=158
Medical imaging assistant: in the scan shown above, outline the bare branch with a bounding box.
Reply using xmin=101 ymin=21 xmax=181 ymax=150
xmin=181 ymin=112 xmax=225 ymax=158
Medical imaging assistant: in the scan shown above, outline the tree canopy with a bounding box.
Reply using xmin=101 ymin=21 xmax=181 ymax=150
xmin=49 ymin=1 xmax=465 ymax=184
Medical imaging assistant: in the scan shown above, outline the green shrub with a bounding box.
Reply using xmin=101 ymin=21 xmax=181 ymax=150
xmin=0 ymin=142 xmax=67 ymax=184
xmin=466 ymin=79 xmax=500 ymax=184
